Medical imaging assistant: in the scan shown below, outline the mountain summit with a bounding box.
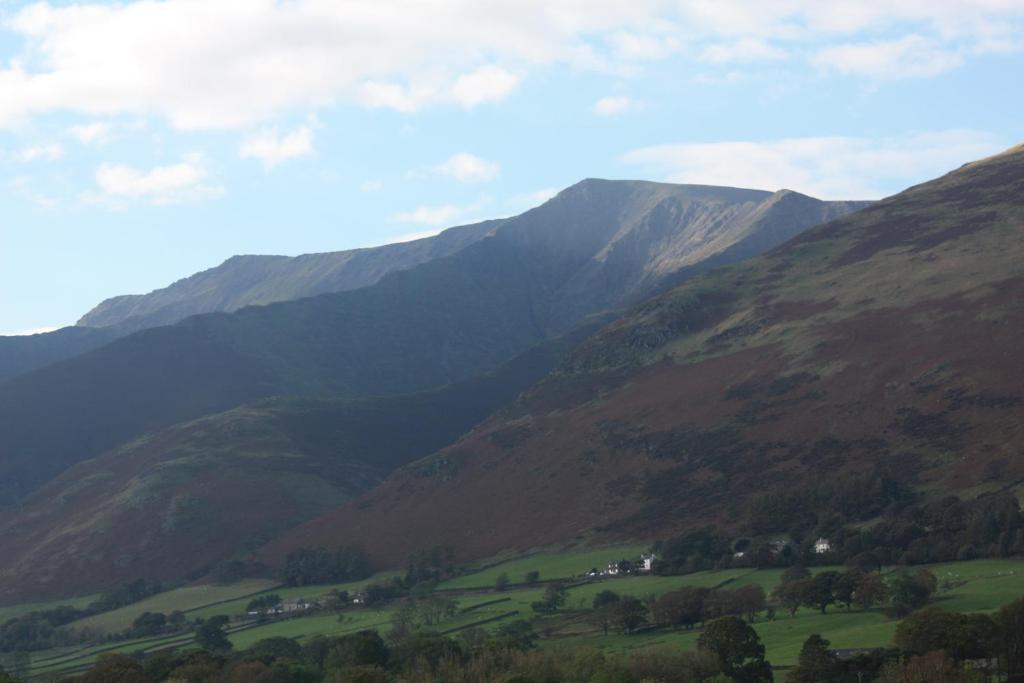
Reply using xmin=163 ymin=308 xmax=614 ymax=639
xmin=261 ymin=144 xmax=1024 ymax=570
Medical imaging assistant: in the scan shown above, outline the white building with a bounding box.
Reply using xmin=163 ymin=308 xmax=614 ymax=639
xmin=640 ymin=553 xmax=657 ymax=572
xmin=814 ymin=537 xmax=832 ymax=554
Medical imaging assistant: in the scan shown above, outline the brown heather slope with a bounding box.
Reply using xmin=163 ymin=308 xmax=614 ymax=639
xmin=261 ymin=145 xmax=1024 ymax=569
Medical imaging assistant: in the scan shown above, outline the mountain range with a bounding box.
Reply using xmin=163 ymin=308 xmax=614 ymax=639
xmin=0 ymin=179 xmax=867 ymax=600
xmin=259 ymin=145 xmax=1024 ymax=570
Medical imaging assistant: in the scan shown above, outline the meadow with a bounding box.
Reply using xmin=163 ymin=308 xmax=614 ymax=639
xmin=8 ymin=551 xmax=1024 ymax=678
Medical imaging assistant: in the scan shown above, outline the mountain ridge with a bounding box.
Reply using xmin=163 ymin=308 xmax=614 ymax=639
xmin=258 ymin=144 xmax=1024 ymax=571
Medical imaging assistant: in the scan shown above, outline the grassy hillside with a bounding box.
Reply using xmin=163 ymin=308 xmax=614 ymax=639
xmin=0 ymin=334 xmax=573 ymax=602
xmin=263 ymin=145 xmax=1024 ymax=569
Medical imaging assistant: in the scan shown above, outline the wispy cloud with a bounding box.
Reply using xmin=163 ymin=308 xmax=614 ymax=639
xmin=622 ymin=130 xmax=1004 ymax=199
xmin=392 ymin=204 xmax=469 ymax=226
xmin=593 ymin=96 xmax=638 ymax=116
xmin=240 ymin=125 xmax=315 ymax=170
xmin=18 ymin=144 xmax=63 ymax=162
xmin=433 ymin=153 xmax=500 ymax=183
xmin=67 ymin=122 xmax=113 ymax=145
xmin=89 ymin=154 xmax=224 ymax=206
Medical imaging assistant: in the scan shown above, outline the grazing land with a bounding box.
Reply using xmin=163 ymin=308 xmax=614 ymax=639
xmin=11 ymin=550 xmax=1024 ymax=679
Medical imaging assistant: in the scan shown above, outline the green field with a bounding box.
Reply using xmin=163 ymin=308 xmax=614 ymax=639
xmin=438 ymin=544 xmax=650 ymax=590
xmin=10 ymin=555 xmax=1024 ymax=679
xmin=70 ymin=579 xmax=279 ymax=633
xmin=0 ymin=593 xmax=99 ymax=625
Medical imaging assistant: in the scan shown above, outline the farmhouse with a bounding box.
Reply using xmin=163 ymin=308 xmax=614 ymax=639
xmin=814 ymin=537 xmax=832 ymax=554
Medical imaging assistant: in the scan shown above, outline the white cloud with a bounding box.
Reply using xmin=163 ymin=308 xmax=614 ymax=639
xmin=525 ymin=188 xmax=559 ymax=204
xmin=814 ymin=35 xmax=964 ymax=79
xmin=91 ymin=155 xmax=223 ymax=205
xmin=593 ymin=95 xmax=637 ymax=116
xmin=359 ymin=180 xmax=384 ymax=192
xmin=622 ymin=130 xmax=1004 ymax=199
xmin=450 ymin=65 xmax=521 ymax=108
xmin=433 ymin=153 xmax=500 ymax=182
xmin=700 ymin=38 xmax=788 ymax=64
xmin=393 ymin=204 xmax=470 ymax=226
xmin=240 ymin=125 xmax=314 ymax=170
xmin=67 ymin=122 xmax=113 ymax=145
xmin=18 ymin=144 xmax=63 ymax=161
xmin=0 ymin=1 xmax=1014 ymax=132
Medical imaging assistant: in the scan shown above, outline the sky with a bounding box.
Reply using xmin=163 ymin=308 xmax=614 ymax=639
xmin=1 ymin=1 xmax=1022 ymax=335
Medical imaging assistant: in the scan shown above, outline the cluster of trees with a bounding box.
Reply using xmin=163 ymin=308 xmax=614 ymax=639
xmin=770 ymin=566 xmax=936 ymax=618
xmin=817 ymin=493 xmax=1024 ymax=567
xmin=0 ymin=579 xmax=167 ymax=653
xmin=655 ymin=478 xmax=1024 ymax=576
xmin=279 ymin=545 xmax=372 ymax=587
xmin=246 ymin=595 xmax=283 ymax=614
xmin=651 ymin=584 xmax=768 ymax=631
xmin=651 ymin=527 xmax=733 ymax=575
xmin=404 ymin=546 xmax=458 ymax=588
xmin=125 ymin=611 xmax=188 ymax=639
xmin=49 ymin=618 xmax=771 ymax=683
xmin=786 ymin=596 xmax=1024 ymax=682
xmin=88 ymin=579 xmax=165 ymax=613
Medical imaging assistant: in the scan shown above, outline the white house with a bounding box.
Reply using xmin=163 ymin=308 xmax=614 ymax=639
xmin=640 ymin=553 xmax=657 ymax=572
xmin=814 ymin=537 xmax=832 ymax=554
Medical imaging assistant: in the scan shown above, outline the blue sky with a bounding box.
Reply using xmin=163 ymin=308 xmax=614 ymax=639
xmin=1 ymin=1 xmax=1022 ymax=334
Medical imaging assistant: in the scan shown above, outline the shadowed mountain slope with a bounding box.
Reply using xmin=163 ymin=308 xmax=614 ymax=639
xmin=0 ymin=333 xmax=582 ymax=601
xmin=0 ymin=326 xmax=121 ymax=383
xmin=260 ymin=145 xmax=1024 ymax=570
xmin=0 ymin=180 xmax=864 ymax=506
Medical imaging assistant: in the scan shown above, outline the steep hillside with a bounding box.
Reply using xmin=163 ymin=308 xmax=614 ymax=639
xmin=0 ymin=333 xmax=576 ymax=601
xmin=0 ymin=181 xmax=863 ymax=505
xmin=77 ymin=220 xmax=501 ymax=332
xmin=261 ymin=146 xmax=1024 ymax=569
xmin=0 ymin=326 xmax=120 ymax=383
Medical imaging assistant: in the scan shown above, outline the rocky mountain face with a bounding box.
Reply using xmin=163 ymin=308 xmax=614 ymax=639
xmin=0 ymin=178 xmax=867 ymax=599
xmin=260 ymin=146 xmax=1024 ymax=571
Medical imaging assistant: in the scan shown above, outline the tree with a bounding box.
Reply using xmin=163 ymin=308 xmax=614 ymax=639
xmin=80 ymin=654 xmax=150 ymax=683
xmin=246 ymin=594 xmax=283 ymax=613
xmin=652 ymin=587 xmax=707 ymax=630
xmin=612 ymin=596 xmax=648 ymax=634
xmin=245 ymin=636 xmax=303 ymax=664
xmin=325 ymin=630 xmax=389 ymax=671
xmin=853 ymin=571 xmax=888 ymax=611
xmin=532 ymin=582 xmax=568 ymax=613
xmin=524 ymin=570 xmax=540 ymax=584
xmin=698 ymin=616 xmax=773 ymax=683
xmin=802 ymin=571 xmax=839 ymax=614
xmin=875 ymin=651 xmax=966 ymax=683
xmin=495 ymin=572 xmax=510 ymax=592
xmin=735 ymin=584 xmax=767 ymax=622
xmin=887 ymin=569 xmax=937 ymax=617
xmin=832 ymin=570 xmax=862 ymax=611
xmin=590 ymin=590 xmax=622 ymax=635
xmin=786 ymin=634 xmax=839 ymax=683
xmin=997 ymin=597 xmax=1024 ymax=679
xmin=772 ymin=580 xmax=806 ymax=617
xmin=494 ymin=620 xmax=538 ymax=651
xmin=194 ymin=615 xmax=233 ymax=651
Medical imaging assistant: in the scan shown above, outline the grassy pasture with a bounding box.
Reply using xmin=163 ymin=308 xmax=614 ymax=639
xmin=438 ymin=544 xmax=650 ymax=590
xmin=11 ymin=554 xmax=1024 ymax=678
xmin=71 ymin=579 xmax=278 ymax=633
